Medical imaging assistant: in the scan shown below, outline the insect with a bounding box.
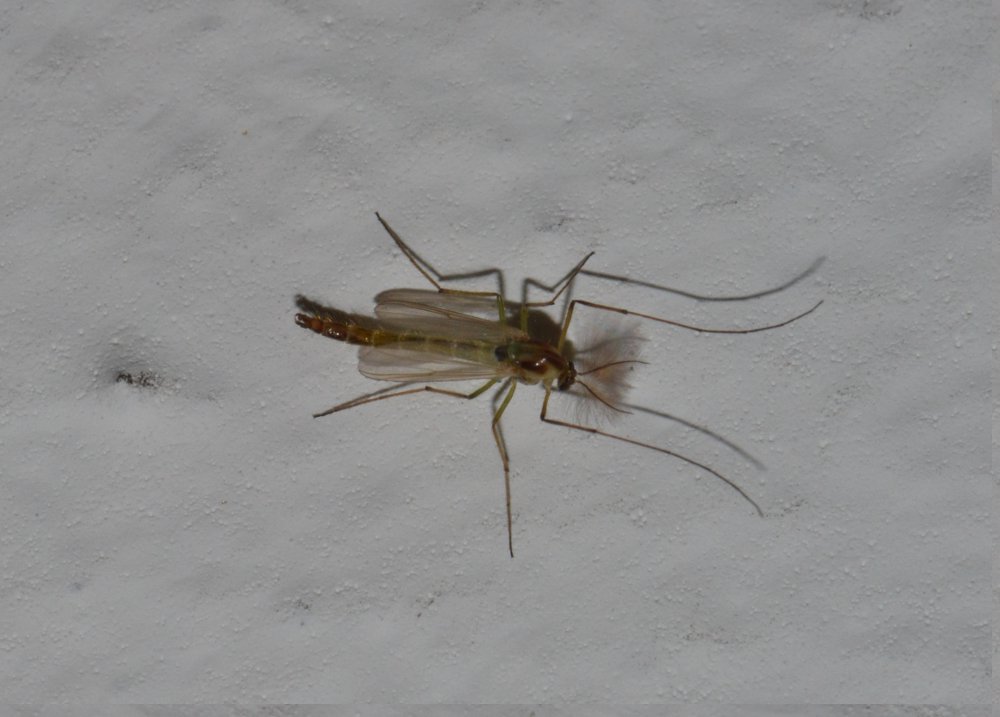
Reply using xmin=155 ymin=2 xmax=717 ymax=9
xmin=295 ymin=213 xmax=822 ymax=556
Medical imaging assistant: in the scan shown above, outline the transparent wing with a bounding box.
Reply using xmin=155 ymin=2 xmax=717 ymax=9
xmin=373 ymin=288 xmax=518 ymax=341
xmin=358 ymin=346 xmax=504 ymax=382
xmin=359 ymin=289 xmax=524 ymax=383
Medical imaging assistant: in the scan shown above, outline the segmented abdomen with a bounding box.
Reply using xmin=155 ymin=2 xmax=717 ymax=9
xmin=294 ymin=314 xmax=376 ymax=345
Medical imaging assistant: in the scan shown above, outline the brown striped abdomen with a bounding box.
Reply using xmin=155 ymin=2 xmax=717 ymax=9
xmin=294 ymin=313 xmax=376 ymax=345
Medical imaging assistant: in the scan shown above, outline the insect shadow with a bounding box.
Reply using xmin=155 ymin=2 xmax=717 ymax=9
xmin=295 ymin=213 xmax=823 ymax=556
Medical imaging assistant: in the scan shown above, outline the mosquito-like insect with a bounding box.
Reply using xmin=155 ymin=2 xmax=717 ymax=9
xmin=295 ymin=213 xmax=822 ymax=556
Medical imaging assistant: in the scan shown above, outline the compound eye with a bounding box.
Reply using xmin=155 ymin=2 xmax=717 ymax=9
xmin=557 ymin=362 xmax=576 ymax=391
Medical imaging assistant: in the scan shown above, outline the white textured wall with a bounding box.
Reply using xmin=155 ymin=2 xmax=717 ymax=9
xmin=0 ymin=0 xmax=989 ymax=705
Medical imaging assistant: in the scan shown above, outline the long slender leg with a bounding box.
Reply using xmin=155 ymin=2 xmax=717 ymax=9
xmin=374 ymin=213 xmax=594 ymax=336
xmin=314 ymin=380 xmax=418 ymax=411
xmin=374 ymin=212 xmax=514 ymax=328
xmin=313 ymin=379 xmax=498 ymax=418
xmin=520 ymin=252 xmax=595 ymax=307
xmin=489 ymin=379 xmax=518 ymax=557
xmin=375 ymin=212 xmax=507 ymax=298
xmin=581 ymin=257 xmax=826 ymax=302
xmin=329 ymin=377 xmax=522 ymax=557
xmin=538 ymin=388 xmax=764 ymax=517
xmin=521 ymin=253 xmax=823 ymax=332
xmin=514 ymin=251 xmax=596 ymax=332
xmin=558 ymin=297 xmax=823 ymax=351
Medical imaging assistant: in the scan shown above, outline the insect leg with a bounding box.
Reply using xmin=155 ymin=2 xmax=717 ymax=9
xmin=523 ymin=252 xmax=823 ymax=336
xmin=374 ymin=213 xmax=514 ymax=326
xmin=312 ymin=379 xmax=498 ymax=418
xmin=516 ymin=252 xmax=596 ymax=333
xmin=557 ymin=298 xmax=823 ymax=352
xmin=489 ymin=378 xmax=518 ymax=557
xmin=375 ymin=212 xmax=507 ymax=297
xmin=580 ymin=257 xmax=826 ymax=302
xmin=538 ymin=387 xmax=764 ymax=517
xmin=520 ymin=252 xmax=595 ymax=308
